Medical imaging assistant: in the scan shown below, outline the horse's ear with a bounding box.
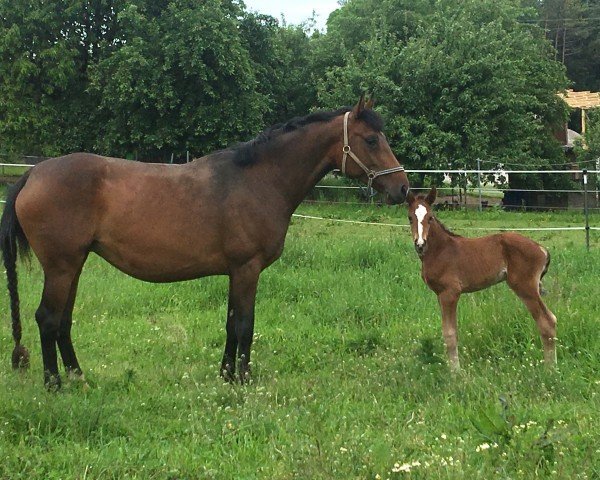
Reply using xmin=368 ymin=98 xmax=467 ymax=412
xmin=406 ymin=189 xmax=416 ymax=205
xmin=365 ymin=96 xmax=375 ymax=109
xmin=353 ymin=93 xmax=366 ymax=115
xmin=425 ymin=186 xmax=437 ymax=205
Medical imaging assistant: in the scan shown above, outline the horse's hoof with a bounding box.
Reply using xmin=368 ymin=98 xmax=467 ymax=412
xmin=239 ymin=370 xmax=252 ymax=385
xmin=220 ymin=364 xmax=236 ymax=383
xmin=67 ymin=369 xmax=86 ymax=382
xmin=44 ymin=373 xmax=62 ymax=392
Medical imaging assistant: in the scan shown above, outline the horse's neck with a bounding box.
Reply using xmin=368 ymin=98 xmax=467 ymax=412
xmin=258 ymin=124 xmax=338 ymax=212
xmin=423 ymin=218 xmax=454 ymax=259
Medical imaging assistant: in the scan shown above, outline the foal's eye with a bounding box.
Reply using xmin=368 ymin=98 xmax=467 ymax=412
xmin=407 ymin=216 xmax=412 ymax=223
xmin=365 ymin=135 xmax=379 ymax=147
xmin=428 ymin=217 xmax=433 ymax=223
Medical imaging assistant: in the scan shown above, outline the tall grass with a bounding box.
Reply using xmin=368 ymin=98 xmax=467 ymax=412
xmin=0 ymin=204 xmax=598 ymax=479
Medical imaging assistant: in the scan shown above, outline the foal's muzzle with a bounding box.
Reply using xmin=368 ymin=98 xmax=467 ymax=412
xmin=415 ymin=241 xmax=427 ymax=255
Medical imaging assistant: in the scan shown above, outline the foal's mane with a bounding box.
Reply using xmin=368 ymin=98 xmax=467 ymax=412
xmin=232 ymin=107 xmax=385 ymax=166
xmin=434 ymin=218 xmax=462 ymax=237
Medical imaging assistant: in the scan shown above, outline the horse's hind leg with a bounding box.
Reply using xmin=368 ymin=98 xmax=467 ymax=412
xmin=57 ymin=263 xmax=86 ymax=381
xmin=508 ymin=277 xmax=557 ymax=366
xmin=36 ymin=270 xmax=80 ymax=389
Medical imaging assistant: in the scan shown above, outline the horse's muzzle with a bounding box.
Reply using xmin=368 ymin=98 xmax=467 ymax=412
xmin=415 ymin=242 xmax=427 ymax=256
xmin=385 ymin=183 xmax=409 ymax=204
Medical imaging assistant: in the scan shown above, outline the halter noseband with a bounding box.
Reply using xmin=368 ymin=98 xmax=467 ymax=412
xmin=341 ymin=111 xmax=405 ymax=192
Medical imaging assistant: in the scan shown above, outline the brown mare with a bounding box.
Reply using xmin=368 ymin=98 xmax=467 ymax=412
xmin=0 ymin=97 xmax=410 ymax=389
xmin=406 ymin=187 xmax=557 ymax=371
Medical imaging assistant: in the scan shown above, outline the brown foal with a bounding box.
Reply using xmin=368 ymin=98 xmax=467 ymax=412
xmin=406 ymin=187 xmax=557 ymax=371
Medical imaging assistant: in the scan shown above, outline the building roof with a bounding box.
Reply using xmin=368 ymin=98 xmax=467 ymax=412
xmin=558 ymin=89 xmax=600 ymax=109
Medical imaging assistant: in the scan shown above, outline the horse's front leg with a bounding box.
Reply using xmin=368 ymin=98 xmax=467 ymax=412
xmin=223 ymin=261 xmax=261 ymax=384
xmin=437 ymin=290 xmax=461 ymax=372
xmin=220 ymin=291 xmax=238 ymax=382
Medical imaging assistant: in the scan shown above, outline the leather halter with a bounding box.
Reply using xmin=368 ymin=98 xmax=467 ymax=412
xmin=341 ymin=111 xmax=405 ymax=192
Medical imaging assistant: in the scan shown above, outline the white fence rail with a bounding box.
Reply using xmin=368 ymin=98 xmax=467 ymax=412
xmin=1 ymin=163 xmax=598 ymax=249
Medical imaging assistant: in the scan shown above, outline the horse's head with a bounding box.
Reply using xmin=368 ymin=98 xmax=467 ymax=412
xmin=407 ymin=187 xmax=437 ymax=256
xmin=331 ymin=95 xmax=409 ymax=204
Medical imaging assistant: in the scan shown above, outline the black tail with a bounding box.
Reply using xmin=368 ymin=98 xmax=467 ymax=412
xmin=0 ymin=171 xmax=32 ymax=369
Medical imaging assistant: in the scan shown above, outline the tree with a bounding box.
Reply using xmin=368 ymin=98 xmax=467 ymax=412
xmin=238 ymin=13 xmax=318 ymax=126
xmin=534 ymin=0 xmax=600 ymax=91
xmin=88 ymin=0 xmax=266 ymax=159
xmin=0 ymin=0 xmax=116 ymax=156
xmin=315 ymin=0 xmax=569 ymax=189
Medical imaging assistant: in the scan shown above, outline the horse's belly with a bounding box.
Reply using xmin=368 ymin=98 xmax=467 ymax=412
xmin=92 ymin=240 xmax=228 ymax=282
xmin=461 ymin=268 xmax=507 ymax=293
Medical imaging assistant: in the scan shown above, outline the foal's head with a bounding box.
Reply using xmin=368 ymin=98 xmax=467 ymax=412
xmin=407 ymin=187 xmax=437 ymax=255
xmin=329 ymin=95 xmax=410 ymax=204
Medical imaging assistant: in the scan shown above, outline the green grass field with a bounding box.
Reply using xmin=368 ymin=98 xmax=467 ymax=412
xmin=0 ymin=203 xmax=599 ymax=479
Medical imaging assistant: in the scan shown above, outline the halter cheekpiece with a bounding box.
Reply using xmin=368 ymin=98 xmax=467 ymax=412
xmin=341 ymin=111 xmax=405 ymax=192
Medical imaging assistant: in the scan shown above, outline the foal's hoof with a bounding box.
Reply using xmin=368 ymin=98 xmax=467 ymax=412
xmin=448 ymin=361 xmax=461 ymax=375
xmin=44 ymin=373 xmax=62 ymax=392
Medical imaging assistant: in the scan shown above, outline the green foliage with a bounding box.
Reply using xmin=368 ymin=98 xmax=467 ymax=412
xmin=534 ymin=0 xmax=600 ymax=91
xmin=316 ymin=0 xmax=569 ymax=183
xmin=0 ymin=0 xmax=315 ymax=159
xmin=576 ymin=108 xmax=600 ymax=161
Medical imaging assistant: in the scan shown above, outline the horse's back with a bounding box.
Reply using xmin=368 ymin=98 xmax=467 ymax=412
xmin=499 ymin=232 xmax=547 ymax=263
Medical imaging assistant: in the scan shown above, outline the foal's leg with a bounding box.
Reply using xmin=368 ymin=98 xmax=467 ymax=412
xmin=223 ymin=261 xmax=260 ymax=384
xmin=36 ymin=269 xmax=79 ymax=390
xmin=438 ymin=290 xmax=461 ymax=372
xmin=57 ymin=267 xmax=86 ymax=381
xmin=508 ymin=279 xmax=557 ymax=366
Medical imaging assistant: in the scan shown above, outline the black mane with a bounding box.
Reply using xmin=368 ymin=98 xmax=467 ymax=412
xmin=232 ymin=107 xmax=385 ymax=167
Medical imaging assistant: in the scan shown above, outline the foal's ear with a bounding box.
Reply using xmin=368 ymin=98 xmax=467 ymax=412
xmin=365 ymin=96 xmax=375 ymax=109
xmin=406 ymin=189 xmax=416 ymax=205
xmin=353 ymin=93 xmax=366 ymax=115
xmin=425 ymin=186 xmax=437 ymax=205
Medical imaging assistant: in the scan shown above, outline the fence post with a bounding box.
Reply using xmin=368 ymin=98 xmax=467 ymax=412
xmin=583 ymin=169 xmax=589 ymax=252
xmin=477 ymin=158 xmax=482 ymax=212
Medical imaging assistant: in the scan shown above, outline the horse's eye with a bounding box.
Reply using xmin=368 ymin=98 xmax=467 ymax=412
xmin=428 ymin=217 xmax=433 ymax=223
xmin=365 ymin=135 xmax=378 ymax=147
xmin=408 ymin=216 xmax=413 ymax=223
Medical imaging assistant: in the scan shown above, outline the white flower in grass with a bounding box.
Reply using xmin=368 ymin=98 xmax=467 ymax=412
xmin=476 ymin=442 xmax=498 ymax=452
xmin=392 ymin=461 xmax=421 ymax=473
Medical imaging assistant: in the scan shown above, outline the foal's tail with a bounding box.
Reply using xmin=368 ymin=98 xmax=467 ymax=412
xmin=539 ymin=249 xmax=551 ymax=296
xmin=0 ymin=171 xmax=32 ymax=369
